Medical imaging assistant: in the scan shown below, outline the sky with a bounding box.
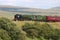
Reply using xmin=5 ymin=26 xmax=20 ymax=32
xmin=0 ymin=0 xmax=60 ymax=9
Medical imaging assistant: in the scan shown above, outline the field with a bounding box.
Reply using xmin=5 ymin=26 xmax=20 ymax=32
xmin=14 ymin=21 xmax=60 ymax=29
xmin=0 ymin=10 xmax=60 ymax=40
xmin=0 ymin=10 xmax=60 ymax=29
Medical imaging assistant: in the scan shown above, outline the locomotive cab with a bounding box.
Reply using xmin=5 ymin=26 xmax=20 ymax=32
xmin=14 ymin=14 xmax=22 ymax=21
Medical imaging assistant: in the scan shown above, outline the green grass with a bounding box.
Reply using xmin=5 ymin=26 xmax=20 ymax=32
xmin=0 ymin=11 xmax=60 ymax=40
xmin=0 ymin=11 xmax=60 ymax=29
xmin=13 ymin=21 xmax=60 ymax=29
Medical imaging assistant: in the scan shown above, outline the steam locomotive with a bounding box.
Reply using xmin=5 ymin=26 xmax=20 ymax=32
xmin=14 ymin=14 xmax=60 ymax=22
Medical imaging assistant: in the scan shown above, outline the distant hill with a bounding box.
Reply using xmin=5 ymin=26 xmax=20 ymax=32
xmin=50 ymin=7 xmax=60 ymax=10
xmin=0 ymin=5 xmax=60 ymax=18
xmin=0 ymin=5 xmax=60 ymax=12
xmin=0 ymin=5 xmax=43 ymax=12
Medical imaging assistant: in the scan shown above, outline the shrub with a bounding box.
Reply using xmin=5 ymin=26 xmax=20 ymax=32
xmin=0 ymin=17 xmax=26 ymax=40
xmin=0 ymin=29 xmax=11 ymax=40
xmin=22 ymin=22 xmax=41 ymax=38
xmin=22 ymin=22 xmax=60 ymax=40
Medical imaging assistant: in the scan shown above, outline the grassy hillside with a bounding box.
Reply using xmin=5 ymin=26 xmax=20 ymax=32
xmin=0 ymin=5 xmax=60 ymax=29
xmin=0 ymin=6 xmax=60 ymax=40
xmin=0 ymin=12 xmax=60 ymax=29
xmin=0 ymin=5 xmax=60 ymax=16
xmin=0 ymin=10 xmax=60 ymax=19
xmin=0 ymin=11 xmax=60 ymax=29
xmin=14 ymin=21 xmax=60 ymax=29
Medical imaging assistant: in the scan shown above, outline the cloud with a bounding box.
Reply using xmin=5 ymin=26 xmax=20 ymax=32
xmin=0 ymin=0 xmax=60 ymax=9
xmin=0 ymin=0 xmax=34 ymax=5
xmin=0 ymin=0 xmax=16 ymax=5
xmin=19 ymin=0 xmax=34 ymax=2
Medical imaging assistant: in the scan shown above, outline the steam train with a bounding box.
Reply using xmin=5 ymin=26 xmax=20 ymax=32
xmin=14 ymin=14 xmax=60 ymax=22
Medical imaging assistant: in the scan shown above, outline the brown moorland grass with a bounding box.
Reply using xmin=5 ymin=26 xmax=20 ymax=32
xmin=13 ymin=21 xmax=60 ymax=29
xmin=0 ymin=11 xmax=60 ymax=29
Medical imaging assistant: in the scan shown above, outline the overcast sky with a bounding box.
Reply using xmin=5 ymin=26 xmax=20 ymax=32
xmin=0 ymin=0 xmax=60 ymax=9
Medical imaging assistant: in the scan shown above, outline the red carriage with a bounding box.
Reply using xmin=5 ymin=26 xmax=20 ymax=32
xmin=46 ymin=16 xmax=60 ymax=22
